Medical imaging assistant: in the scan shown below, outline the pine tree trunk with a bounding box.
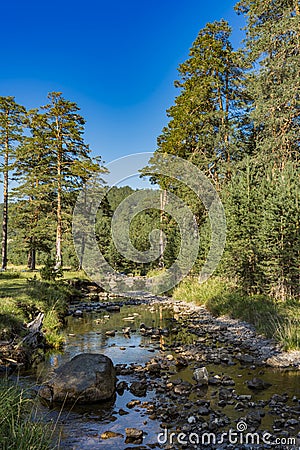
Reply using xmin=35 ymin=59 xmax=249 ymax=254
xmin=27 ymin=248 xmax=32 ymax=269
xmin=27 ymin=246 xmax=36 ymax=270
xmin=79 ymin=235 xmax=85 ymax=270
xmin=1 ymin=131 xmax=9 ymax=270
xmin=225 ymin=60 xmax=230 ymax=176
xmin=31 ymin=247 xmax=36 ymax=270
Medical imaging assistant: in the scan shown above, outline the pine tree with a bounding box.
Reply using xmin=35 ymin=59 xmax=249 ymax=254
xmin=12 ymin=109 xmax=55 ymax=269
xmin=155 ymin=20 xmax=246 ymax=187
xmin=0 ymin=97 xmax=26 ymax=269
xmin=143 ymin=21 xmax=246 ymax=277
xmin=223 ymin=157 xmax=266 ymax=293
xmin=43 ymin=92 xmax=102 ymax=268
xmin=257 ymin=162 xmax=300 ymax=299
xmin=236 ymin=0 xmax=300 ymax=163
xmin=230 ymin=0 xmax=300 ymax=298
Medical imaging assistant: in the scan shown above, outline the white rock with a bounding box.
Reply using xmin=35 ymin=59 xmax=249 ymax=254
xmin=193 ymin=367 xmax=209 ymax=384
xmin=188 ymin=416 xmax=196 ymax=424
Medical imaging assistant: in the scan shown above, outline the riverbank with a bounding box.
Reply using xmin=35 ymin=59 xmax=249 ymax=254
xmin=67 ymin=293 xmax=300 ymax=369
xmin=0 ymin=270 xmax=79 ymax=370
xmin=127 ymin=298 xmax=300 ymax=449
xmin=173 ymin=277 xmax=300 ymax=351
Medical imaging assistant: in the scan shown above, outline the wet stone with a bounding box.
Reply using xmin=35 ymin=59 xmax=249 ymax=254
xmin=125 ymin=428 xmax=143 ymax=445
xmin=198 ymin=406 xmax=210 ymax=416
xmin=101 ymin=431 xmax=123 ymax=439
xmin=247 ymin=377 xmax=272 ymax=391
xmin=116 ymin=381 xmax=128 ymax=394
xmin=126 ymin=400 xmax=141 ymax=408
xmin=219 ymin=388 xmax=234 ymax=401
xmin=105 ymin=330 xmax=115 ymax=337
xmin=129 ymin=381 xmax=147 ymax=397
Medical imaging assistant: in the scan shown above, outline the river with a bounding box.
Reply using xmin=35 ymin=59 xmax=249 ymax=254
xmin=16 ymin=298 xmax=300 ymax=449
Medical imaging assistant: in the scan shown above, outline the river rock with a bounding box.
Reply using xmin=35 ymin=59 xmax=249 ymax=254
xmin=105 ymin=330 xmax=116 ymax=337
xmin=101 ymin=431 xmax=123 ymax=439
xmin=116 ymin=381 xmax=128 ymax=395
xmin=146 ymin=362 xmax=161 ymax=374
xmin=246 ymin=377 xmax=272 ymax=391
xmin=125 ymin=428 xmax=143 ymax=439
xmin=266 ymin=351 xmax=300 ymax=369
xmin=39 ymin=353 xmax=116 ymax=404
xmin=129 ymin=381 xmax=147 ymax=397
xmin=193 ymin=367 xmax=209 ymax=384
xmin=125 ymin=427 xmax=143 ymax=443
xmin=106 ymin=305 xmax=121 ymax=312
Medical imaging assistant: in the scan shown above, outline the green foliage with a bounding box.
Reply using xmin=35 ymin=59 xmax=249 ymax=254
xmin=148 ymin=8 xmax=299 ymax=303
xmin=235 ymin=0 xmax=300 ymax=163
xmin=7 ymin=92 xmax=106 ymax=270
xmin=224 ymin=158 xmax=300 ymax=298
xmin=0 ymin=97 xmax=26 ymax=270
xmin=0 ymin=271 xmax=72 ymax=347
xmin=148 ymin=20 xmax=246 ymax=188
xmin=40 ymin=256 xmax=63 ymax=281
xmin=0 ymin=380 xmax=57 ymax=449
xmin=1 ymin=3 xmax=299 ymax=312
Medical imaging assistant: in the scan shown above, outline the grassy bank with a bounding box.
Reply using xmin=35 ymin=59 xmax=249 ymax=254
xmin=173 ymin=277 xmax=300 ymax=351
xmin=0 ymin=268 xmax=83 ymax=449
xmin=0 ymin=379 xmax=57 ymax=449
xmin=0 ymin=269 xmax=78 ymax=349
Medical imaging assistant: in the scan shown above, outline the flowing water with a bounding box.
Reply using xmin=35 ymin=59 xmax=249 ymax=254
xmin=16 ymin=300 xmax=300 ymax=449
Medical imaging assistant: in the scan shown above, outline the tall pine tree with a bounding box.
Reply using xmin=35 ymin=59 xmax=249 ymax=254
xmin=0 ymin=97 xmax=25 ymax=269
xmin=236 ymin=0 xmax=300 ymax=163
xmin=13 ymin=109 xmax=55 ymax=269
xmin=43 ymin=92 xmax=102 ymax=268
xmin=155 ymin=20 xmax=246 ymax=187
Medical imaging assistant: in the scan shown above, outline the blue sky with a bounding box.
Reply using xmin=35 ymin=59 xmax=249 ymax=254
xmin=1 ymin=0 xmax=244 ymax=178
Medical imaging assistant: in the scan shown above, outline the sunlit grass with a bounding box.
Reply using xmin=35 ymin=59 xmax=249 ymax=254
xmin=0 ymin=266 xmax=77 ymax=347
xmin=173 ymin=276 xmax=300 ymax=351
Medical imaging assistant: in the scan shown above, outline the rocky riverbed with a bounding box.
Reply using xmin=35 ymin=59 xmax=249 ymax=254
xmin=6 ymin=291 xmax=295 ymax=449
xmin=55 ymin=294 xmax=300 ymax=449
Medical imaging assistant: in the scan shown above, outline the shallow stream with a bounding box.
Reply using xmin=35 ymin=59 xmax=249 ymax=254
xmin=17 ymin=300 xmax=300 ymax=449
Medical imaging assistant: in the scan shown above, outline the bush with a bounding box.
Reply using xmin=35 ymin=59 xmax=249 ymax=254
xmin=40 ymin=257 xmax=63 ymax=281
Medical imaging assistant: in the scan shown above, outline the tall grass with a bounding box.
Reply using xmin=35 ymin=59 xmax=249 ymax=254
xmin=271 ymin=317 xmax=300 ymax=351
xmin=173 ymin=277 xmax=300 ymax=351
xmin=0 ymin=380 xmax=58 ymax=449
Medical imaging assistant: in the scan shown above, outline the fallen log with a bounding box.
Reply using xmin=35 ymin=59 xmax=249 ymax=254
xmin=26 ymin=312 xmax=44 ymax=333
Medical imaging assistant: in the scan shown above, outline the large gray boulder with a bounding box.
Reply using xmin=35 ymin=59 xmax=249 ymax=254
xmin=39 ymin=353 xmax=116 ymax=404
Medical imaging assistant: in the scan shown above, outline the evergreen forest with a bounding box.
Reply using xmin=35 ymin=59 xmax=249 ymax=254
xmin=0 ymin=0 xmax=299 ymax=303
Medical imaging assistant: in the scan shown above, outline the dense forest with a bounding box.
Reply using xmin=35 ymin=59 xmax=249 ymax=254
xmin=0 ymin=0 xmax=299 ymax=300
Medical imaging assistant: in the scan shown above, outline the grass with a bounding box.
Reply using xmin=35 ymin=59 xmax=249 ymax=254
xmin=173 ymin=276 xmax=300 ymax=351
xmin=0 ymin=267 xmax=83 ymax=448
xmin=0 ymin=268 xmax=79 ymax=348
xmin=0 ymin=379 xmax=58 ymax=449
